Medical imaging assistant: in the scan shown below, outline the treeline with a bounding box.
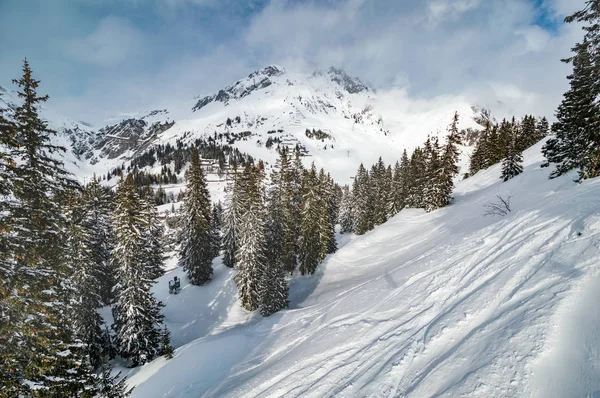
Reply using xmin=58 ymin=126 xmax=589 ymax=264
xmin=469 ymin=115 xmax=549 ymax=178
xmin=0 ymin=61 xmax=171 ymax=396
xmin=339 ymin=113 xmax=462 ymax=236
xmin=218 ymin=146 xmax=340 ymax=316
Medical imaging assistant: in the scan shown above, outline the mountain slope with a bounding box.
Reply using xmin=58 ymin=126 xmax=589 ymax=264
xmin=4 ymin=65 xmax=481 ymax=185
xmin=123 ymin=140 xmax=600 ymax=397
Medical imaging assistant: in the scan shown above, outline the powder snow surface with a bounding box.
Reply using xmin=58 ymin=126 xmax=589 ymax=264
xmin=124 ymin=140 xmax=600 ymax=397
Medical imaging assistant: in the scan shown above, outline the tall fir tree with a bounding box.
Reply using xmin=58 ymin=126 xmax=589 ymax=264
xmin=542 ymin=40 xmax=600 ymax=180
xmin=352 ymin=163 xmax=374 ymax=235
xmin=234 ymin=167 xmax=267 ymax=311
xmin=112 ymin=174 xmax=165 ymax=367
xmin=339 ymin=185 xmax=354 ymax=234
xmin=435 ymin=113 xmax=461 ymax=209
xmin=178 ymin=148 xmax=214 ymax=285
xmin=82 ymin=174 xmax=116 ymax=305
xmin=298 ymin=164 xmax=327 ymax=274
xmin=0 ymin=60 xmax=98 ymax=396
xmin=222 ymin=165 xmax=246 ymax=268
xmin=501 ymin=133 xmax=524 ymax=181
xmin=65 ymin=192 xmax=106 ymax=370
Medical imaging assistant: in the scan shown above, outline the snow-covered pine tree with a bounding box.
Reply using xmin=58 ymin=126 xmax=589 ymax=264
xmin=318 ymin=170 xmax=338 ymax=254
xmin=501 ymin=132 xmax=524 ymax=181
xmin=82 ymin=174 xmax=116 ymax=305
xmin=112 ymin=174 xmax=165 ymax=367
xmin=372 ymin=157 xmax=388 ymax=226
xmin=235 ymin=166 xmax=268 ymax=311
xmin=535 ymin=117 xmax=550 ymax=142
xmin=178 ymin=148 xmax=213 ymax=285
xmin=259 ymin=157 xmax=290 ymax=316
xmin=435 ymin=113 xmax=461 ymax=209
xmin=140 ymin=186 xmax=165 ymax=281
xmin=519 ymin=115 xmax=536 ymax=151
xmin=405 ymin=147 xmax=427 ymax=209
xmin=65 ymin=192 xmax=106 ymax=370
xmin=222 ymin=164 xmax=246 ymax=268
xmin=298 ymin=164 xmax=326 ymax=274
xmin=0 ymin=60 xmax=97 ymax=395
xmin=422 ymin=136 xmax=441 ymax=212
xmin=339 ymin=185 xmax=354 ymax=234
xmin=161 ymin=325 xmax=174 ymax=359
xmin=352 ymin=163 xmax=374 ymax=235
xmin=542 ymin=40 xmax=600 ymax=180
xmin=96 ymin=360 xmax=133 ymax=398
xmin=210 ymin=202 xmax=223 ymax=259
xmin=288 ymin=145 xmax=306 ymax=271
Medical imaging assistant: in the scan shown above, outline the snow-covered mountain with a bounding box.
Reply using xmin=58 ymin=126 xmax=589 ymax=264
xmin=120 ymin=139 xmax=600 ymax=397
xmin=2 ymin=66 xmax=480 ymax=184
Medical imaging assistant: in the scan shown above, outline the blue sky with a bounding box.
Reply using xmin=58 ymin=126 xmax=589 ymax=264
xmin=0 ymin=0 xmax=586 ymax=124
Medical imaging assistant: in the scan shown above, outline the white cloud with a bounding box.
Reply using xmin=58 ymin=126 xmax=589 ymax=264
xmin=65 ymin=16 xmax=143 ymax=67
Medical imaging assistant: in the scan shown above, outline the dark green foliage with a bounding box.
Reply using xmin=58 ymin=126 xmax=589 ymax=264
xmin=542 ymin=40 xmax=600 ymax=180
xmin=501 ymin=133 xmax=524 ymax=181
xmin=352 ymin=163 xmax=374 ymax=235
xmin=161 ymin=326 xmax=174 ymax=360
xmin=178 ymin=148 xmax=214 ymax=285
xmin=96 ymin=361 xmax=133 ymax=398
xmin=0 ymin=59 xmax=97 ymax=396
xmin=298 ymin=164 xmax=326 ymax=274
xmin=112 ymin=174 xmax=165 ymax=367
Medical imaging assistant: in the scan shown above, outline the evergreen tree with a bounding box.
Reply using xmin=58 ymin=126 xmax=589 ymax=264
xmin=501 ymin=133 xmax=524 ymax=181
xmin=0 ymin=59 xmax=97 ymax=395
xmin=161 ymin=325 xmax=174 ymax=360
xmin=435 ymin=113 xmax=461 ymax=209
xmin=96 ymin=360 xmax=133 ymax=398
xmin=66 ymin=192 xmax=105 ymax=370
xmin=210 ymin=202 xmax=223 ymax=259
xmin=234 ymin=167 xmax=267 ymax=311
xmin=405 ymin=147 xmax=427 ymax=209
xmin=82 ymin=174 xmax=116 ymax=305
xmin=542 ymin=40 xmax=600 ymax=180
xmin=535 ymin=117 xmax=550 ymax=142
xmin=178 ymin=148 xmax=213 ymax=285
xmin=112 ymin=174 xmax=164 ymax=367
xmin=222 ymin=165 xmax=246 ymax=268
xmin=339 ymin=185 xmax=354 ymax=234
xmin=352 ymin=163 xmax=374 ymax=234
xmin=140 ymin=186 xmax=165 ymax=281
xmin=298 ymin=164 xmax=326 ymax=274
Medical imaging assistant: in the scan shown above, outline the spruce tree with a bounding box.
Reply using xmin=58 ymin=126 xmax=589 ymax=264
xmin=542 ymin=40 xmax=600 ymax=180
xmin=339 ymin=185 xmax=354 ymax=234
xmin=210 ymin=202 xmax=223 ymax=259
xmin=298 ymin=164 xmax=326 ymax=274
xmin=435 ymin=113 xmax=461 ymax=209
xmin=222 ymin=165 xmax=246 ymax=268
xmin=82 ymin=174 xmax=116 ymax=305
xmin=352 ymin=163 xmax=374 ymax=234
xmin=96 ymin=360 xmax=133 ymax=398
xmin=501 ymin=134 xmax=524 ymax=181
xmin=0 ymin=59 xmax=97 ymax=395
xmin=112 ymin=174 xmax=165 ymax=367
xmin=234 ymin=167 xmax=267 ymax=311
xmin=405 ymin=148 xmax=427 ymax=209
xmin=161 ymin=325 xmax=174 ymax=360
xmin=178 ymin=148 xmax=213 ymax=285
xmin=66 ymin=192 xmax=105 ymax=370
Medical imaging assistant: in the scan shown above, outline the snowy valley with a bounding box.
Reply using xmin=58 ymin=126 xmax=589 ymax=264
xmin=3 ymin=0 xmax=600 ymax=395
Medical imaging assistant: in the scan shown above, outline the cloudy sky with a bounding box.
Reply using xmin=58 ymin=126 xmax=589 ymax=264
xmin=0 ymin=0 xmax=587 ymax=125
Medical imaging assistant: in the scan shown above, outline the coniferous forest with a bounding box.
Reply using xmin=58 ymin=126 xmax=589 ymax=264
xmin=2 ymin=0 xmax=600 ymax=395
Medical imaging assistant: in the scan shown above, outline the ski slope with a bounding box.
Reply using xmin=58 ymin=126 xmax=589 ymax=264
xmin=126 ymin=140 xmax=600 ymax=397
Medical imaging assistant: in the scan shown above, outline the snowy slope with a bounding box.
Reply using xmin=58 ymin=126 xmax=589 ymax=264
xmin=124 ymin=140 xmax=600 ymax=397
